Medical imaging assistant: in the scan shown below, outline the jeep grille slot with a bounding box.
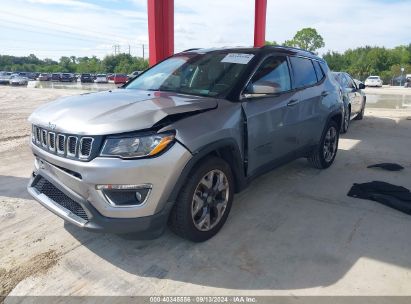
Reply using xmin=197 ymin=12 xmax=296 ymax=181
xmin=31 ymin=125 xmax=97 ymax=161
xmin=67 ymin=136 xmax=78 ymax=157
xmin=57 ymin=134 xmax=65 ymax=154
xmin=79 ymin=137 xmax=93 ymax=159
xmin=35 ymin=127 xmax=41 ymax=144
xmin=41 ymin=129 xmax=48 ymax=147
xmin=48 ymin=132 xmax=56 ymax=151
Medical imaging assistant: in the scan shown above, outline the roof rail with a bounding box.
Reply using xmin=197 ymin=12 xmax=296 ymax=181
xmin=181 ymin=48 xmax=201 ymax=52
xmin=261 ymin=45 xmax=316 ymax=55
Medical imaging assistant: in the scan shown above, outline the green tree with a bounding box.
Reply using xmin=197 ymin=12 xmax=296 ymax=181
xmin=265 ymin=40 xmax=279 ymax=46
xmin=284 ymin=28 xmax=325 ymax=53
xmin=321 ymin=44 xmax=411 ymax=82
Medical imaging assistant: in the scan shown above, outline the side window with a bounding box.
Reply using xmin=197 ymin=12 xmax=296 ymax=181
xmin=313 ymin=61 xmax=325 ymax=81
xmin=339 ymin=74 xmax=349 ymax=88
xmin=344 ymin=74 xmax=356 ymax=89
xmin=290 ymin=57 xmax=318 ymax=88
xmin=250 ymin=56 xmax=291 ymax=93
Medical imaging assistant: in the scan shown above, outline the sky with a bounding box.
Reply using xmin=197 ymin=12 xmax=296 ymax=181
xmin=0 ymin=0 xmax=410 ymax=60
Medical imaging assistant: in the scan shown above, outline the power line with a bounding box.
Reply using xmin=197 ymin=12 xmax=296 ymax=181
xmin=0 ymin=22 xmax=114 ymax=44
xmin=0 ymin=19 xmax=122 ymax=44
xmin=0 ymin=10 xmax=132 ymax=40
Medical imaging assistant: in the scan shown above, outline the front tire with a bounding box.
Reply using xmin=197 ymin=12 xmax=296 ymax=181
xmin=308 ymin=120 xmax=339 ymax=169
xmin=354 ymin=98 xmax=366 ymax=120
xmin=168 ymin=157 xmax=234 ymax=242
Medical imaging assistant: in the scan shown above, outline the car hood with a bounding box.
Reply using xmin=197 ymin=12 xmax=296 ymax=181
xmin=28 ymin=89 xmax=218 ymax=135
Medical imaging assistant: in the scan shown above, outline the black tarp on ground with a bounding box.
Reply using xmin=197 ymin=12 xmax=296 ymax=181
xmin=348 ymin=181 xmax=411 ymax=215
xmin=367 ymin=163 xmax=404 ymax=171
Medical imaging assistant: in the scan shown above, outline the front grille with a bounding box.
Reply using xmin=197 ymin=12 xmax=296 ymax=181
xmin=33 ymin=176 xmax=89 ymax=221
xmin=32 ymin=125 xmax=98 ymax=161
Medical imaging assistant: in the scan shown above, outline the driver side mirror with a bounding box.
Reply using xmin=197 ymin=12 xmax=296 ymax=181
xmin=244 ymin=82 xmax=277 ymax=97
xmin=358 ymin=83 xmax=365 ymax=90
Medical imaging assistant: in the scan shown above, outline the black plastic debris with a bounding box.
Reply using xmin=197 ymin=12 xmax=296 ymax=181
xmin=367 ymin=163 xmax=404 ymax=171
xmin=348 ymin=181 xmax=411 ymax=215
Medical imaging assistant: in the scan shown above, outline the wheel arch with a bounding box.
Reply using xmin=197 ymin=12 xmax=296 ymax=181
xmin=167 ymin=139 xmax=247 ymax=205
xmin=327 ymin=110 xmax=343 ymax=132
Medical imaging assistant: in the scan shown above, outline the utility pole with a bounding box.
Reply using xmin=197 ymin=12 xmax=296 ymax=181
xmin=128 ymin=44 xmax=131 ymax=55
xmin=142 ymin=44 xmax=145 ymax=60
xmin=400 ymin=67 xmax=405 ymax=87
xmin=113 ymin=45 xmax=120 ymax=55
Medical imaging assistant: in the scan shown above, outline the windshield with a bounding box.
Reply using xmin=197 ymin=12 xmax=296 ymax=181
xmin=125 ymin=52 xmax=253 ymax=97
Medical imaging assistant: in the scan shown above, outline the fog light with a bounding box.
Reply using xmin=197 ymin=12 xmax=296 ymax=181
xmin=97 ymin=184 xmax=152 ymax=207
xmin=96 ymin=184 xmax=151 ymax=190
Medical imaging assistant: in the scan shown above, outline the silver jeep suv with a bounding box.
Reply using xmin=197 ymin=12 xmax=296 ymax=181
xmin=28 ymin=46 xmax=343 ymax=242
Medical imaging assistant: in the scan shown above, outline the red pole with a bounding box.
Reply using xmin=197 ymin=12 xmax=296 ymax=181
xmin=147 ymin=0 xmax=174 ymax=66
xmin=254 ymin=0 xmax=267 ymax=47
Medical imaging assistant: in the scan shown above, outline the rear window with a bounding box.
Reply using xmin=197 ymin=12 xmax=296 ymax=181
xmin=290 ymin=57 xmax=318 ymax=88
xmin=368 ymin=76 xmax=379 ymax=79
xmin=313 ymin=61 xmax=325 ymax=81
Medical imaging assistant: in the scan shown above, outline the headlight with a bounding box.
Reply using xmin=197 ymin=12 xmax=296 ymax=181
xmin=100 ymin=132 xmax=175 ymax=159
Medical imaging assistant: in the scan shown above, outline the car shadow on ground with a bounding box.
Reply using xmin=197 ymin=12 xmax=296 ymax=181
xmin=0 ymin=175 xmax=30 ymax=200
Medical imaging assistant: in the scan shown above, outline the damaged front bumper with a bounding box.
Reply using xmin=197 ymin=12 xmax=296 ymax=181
xmin=27 ymin=142 xmax=192 ymax=236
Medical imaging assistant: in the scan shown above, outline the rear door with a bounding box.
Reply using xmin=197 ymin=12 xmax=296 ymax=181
xmin=241 ymin=55 xmax=301 ymax=176
xmin=289 ymin=56 xmax=324 ymax=147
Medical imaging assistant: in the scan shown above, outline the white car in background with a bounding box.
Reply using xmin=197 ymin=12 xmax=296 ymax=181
xmin=365 ymin=76 xmax=383 ymax=87
xmin=9 ymin=74 xmax=29 ymax=86
xmin=95 ymin=74 xmax=108 ymax=83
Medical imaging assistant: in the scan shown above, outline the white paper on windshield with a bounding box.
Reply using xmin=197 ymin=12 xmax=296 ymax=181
xmin=221 ymin=53 xmax=254 ymax=64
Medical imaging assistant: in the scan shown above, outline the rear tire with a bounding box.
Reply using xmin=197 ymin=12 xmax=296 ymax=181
xmin=341 ymin=106 xmax=350 ymax=134
xmin=308 ymin=120 xmax=339 ymax=169
xmin=168 ymin=157 xmax=234 ymax=242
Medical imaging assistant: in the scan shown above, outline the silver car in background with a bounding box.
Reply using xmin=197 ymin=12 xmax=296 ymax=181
xmin=9 ymin=74 xmax=29 ymax=86
xmin=332 ymin=72 xmax=366 ymax=133
xmin=95 ymin=74 xmax=108 ymax=83
xmin=27 ymin=46 xmax=343 ymax=242
xmin=0 ymin=72 xmax=13 ymax=84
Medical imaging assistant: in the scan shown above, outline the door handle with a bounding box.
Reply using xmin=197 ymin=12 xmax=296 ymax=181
xmin=321 ymin=91 xmax=329 ymax=97
xmin=287 ymin=99 xmax=300 ymax=107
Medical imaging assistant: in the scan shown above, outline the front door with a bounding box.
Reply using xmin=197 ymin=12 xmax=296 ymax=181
xmin=241 ymin=55 xmax=301 ymax=176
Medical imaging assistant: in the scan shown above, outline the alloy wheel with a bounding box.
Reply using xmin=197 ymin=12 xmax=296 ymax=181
xmin=323 ymin=126 xmax=338 ymax=162
xmin=191 ymin=169 xmax=229 ymax=231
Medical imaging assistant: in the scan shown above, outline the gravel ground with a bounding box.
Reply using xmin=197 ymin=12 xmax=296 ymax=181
xmin=0 ymin=85 xmax=411 ymax=298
